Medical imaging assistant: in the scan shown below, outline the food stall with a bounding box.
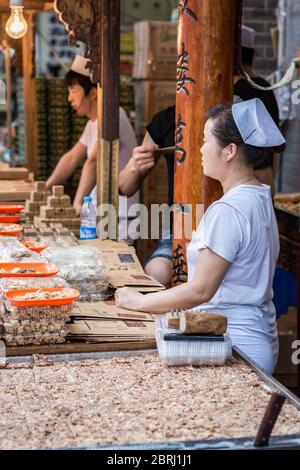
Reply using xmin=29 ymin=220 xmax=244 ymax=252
xmin=0 ymin=0 xmax=300 ymax=451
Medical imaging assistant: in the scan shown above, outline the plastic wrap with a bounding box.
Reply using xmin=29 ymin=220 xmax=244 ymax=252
xmin=1 ymin=317 xmax=68 ymax=335
xmin=0 ymin=276 xmax=68 ymax=295
xmin=155 ymin=315 xmax=232 ymax=367
xmin=43 ymin=246 xmax=107 ymax=279
xmin=3 ymin=329 xmax=67 ymax=346
xmin=67 ymin=279 xmax=113 ymax=301
xmin=3 ymin=302 xmax=74 ymax=320
xmin=0 ymin=240 xmax=45 ymax=263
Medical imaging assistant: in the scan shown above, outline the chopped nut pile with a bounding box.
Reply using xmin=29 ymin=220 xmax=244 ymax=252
xmin=0 ymin=354 xmax=299 ymax=449
xmin=13 ymin=290 xmax=70 ymax=301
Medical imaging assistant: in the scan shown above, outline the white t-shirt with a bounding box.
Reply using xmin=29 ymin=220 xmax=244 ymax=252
xmin=187 ymin=184 xmax=279 ymax=373
xmin=79 ymin=107 xmax=138 ymax=226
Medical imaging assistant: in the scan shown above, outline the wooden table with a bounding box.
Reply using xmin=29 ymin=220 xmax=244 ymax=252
xmin=6 ymin=339 xmax=157 ymax=357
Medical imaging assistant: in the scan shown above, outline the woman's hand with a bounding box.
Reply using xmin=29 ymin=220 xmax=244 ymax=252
xmin=115 ymin=287 xmax=144 ymax=311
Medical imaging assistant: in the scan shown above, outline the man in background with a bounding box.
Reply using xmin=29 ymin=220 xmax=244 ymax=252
xmin=46 ymin=54 xmax=138 ymax=219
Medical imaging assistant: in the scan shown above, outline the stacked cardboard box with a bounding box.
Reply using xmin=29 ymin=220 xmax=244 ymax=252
xmin=16 ymin=79 xmax=26 ymax=164
xmin=120 ymin=30 xmax=134 ymax=76
xmin=133 ymin=21 xmax=177 ymax=81
xmin=35 ymin=78 xmax=49 ymax=180
xmin=47 ymin=80 xmax=71 ymax=175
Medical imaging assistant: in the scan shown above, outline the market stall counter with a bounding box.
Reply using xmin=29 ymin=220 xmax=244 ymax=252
xmin=0 ymin=348 xmax=300 ymax=450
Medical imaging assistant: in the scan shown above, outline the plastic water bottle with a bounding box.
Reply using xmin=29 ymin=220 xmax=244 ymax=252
xmin=80 ymin=196 xmax=96 ymax=239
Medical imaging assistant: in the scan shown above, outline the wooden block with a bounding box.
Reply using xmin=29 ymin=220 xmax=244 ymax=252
xmin=38 ymin=226 xmax=53 ymax=236
xmin=179 ymin=311 xmax=227 ymax=335
xmin=40 ymin=206 xmax=55 ymax=218
xmin=52 ymin=185 xmax=64 ymax=197
xmin=30 ymin=191 xmax=43 ymax=203
xmin=166 ymin=311 xmax=180 ymax=329
xmin=42 ymin=190 xmax=51 ymax=201
xmin=0 ymin=167 xmax=29 ymax=180
xmin=25 ymin=200 xmax=39 ymax=212
xmin=34 ymin=181 xmax=46 ymax=192
xmin=65 ymin=206 xmax=76 ymax=217
xmin=24 ymin=200 xmax=31 ymax=212
xmin=59 ymin=194 xmax=71 ymax=206
xmin=56 ymin=227 xmax=70 ymax=235
xmin=55 ymin=207 xmax=66 ymax=217
xmin=70 ymin=218 xmax=80 ymax=228
xmin=47 ymin=196 xmax=60 ymax=207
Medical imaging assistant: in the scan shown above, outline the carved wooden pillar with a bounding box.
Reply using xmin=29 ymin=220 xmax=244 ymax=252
xmin=172 ymin=0 xmax=238 ymax=285
xmin=22 ymin=11 xmax=37 ymax=174
xmin=96 ymin=0 xmax=120 ymax=239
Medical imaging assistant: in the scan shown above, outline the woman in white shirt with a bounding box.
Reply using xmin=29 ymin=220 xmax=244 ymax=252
xmin=115 ymin=98 xmax=285 ymax=373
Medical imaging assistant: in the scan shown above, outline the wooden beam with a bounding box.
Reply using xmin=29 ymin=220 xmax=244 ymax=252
xmin=172 ymin=0 xmax=239 ymax=285
xmin=96 ymin=0 xmax=120 ymax=239
xmin=22 ymin=10 xmax=37 ymax=174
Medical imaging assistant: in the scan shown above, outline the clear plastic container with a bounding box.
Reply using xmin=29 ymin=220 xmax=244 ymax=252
xmin=43 ymin=246 xmax=107 ymax=282
xmin=3 ymin=302 xmax=74 ymax=320
xmin=3 ymin=329 xmax=67 ymax=346
xmin=67 ymin=279 xmax=113 ymax=301
xmin=155 ymin=315 xmax=232 ymax=367
xmin=2 ymin=317 xmax=68 ymax=335
xmin=80 ymin=196 xmax=96 ymax=239
xmin=0 ymin=276 xmax=68 ymax=295
xmin=0 ymin=240 xmax=44 ymax=263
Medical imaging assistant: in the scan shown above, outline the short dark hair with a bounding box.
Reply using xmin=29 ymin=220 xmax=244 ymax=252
xmin=241 ymin=46 xmax=255 ymax=67
xmin=65 ymin=70 xmax=96 ymax=96
xmin=206 ymin=103 xmax=282 ymax=167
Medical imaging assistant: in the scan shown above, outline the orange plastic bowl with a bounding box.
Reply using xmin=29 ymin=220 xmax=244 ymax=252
xmin=0 ymin=223 xmax=23 ymax=236
xmin=0 ymin=205 xmax=24 ymax=214
xmin=0 ymin=262 xmax=59 ymax=277
xmin=5 ymin=287 xmax=80 ymax=307
xmin=21 ymin=241 xmax=49 ymax=253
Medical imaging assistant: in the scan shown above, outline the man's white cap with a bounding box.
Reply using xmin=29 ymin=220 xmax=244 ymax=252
xmin=70 ymin=54 xmax=91 ymax=78
xmin=241 ymin=25 xmax=255 ymax=49
xmin=232 ymin=98 xmax=285 ymax=147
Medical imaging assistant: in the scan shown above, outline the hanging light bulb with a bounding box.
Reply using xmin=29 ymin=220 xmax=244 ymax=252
xmin=5 ymin=0 xmax=28 ymax=39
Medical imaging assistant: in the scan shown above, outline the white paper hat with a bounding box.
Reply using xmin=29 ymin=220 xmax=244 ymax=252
xmin=70 ymin=55 xmax=91 ymax=77
xmin=232 ymin=98 xmax=285 ymax=147
xmin=241 ymin=25 xmax=255 ymax=49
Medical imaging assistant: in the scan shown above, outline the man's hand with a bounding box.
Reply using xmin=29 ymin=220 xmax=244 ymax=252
xmin=73 ymin=201 xmax=83 ymax=216
xmin=115 ymin=287 xmax=144 ymax=311
xmin=128 ymin=144 xmax=158 ymax=175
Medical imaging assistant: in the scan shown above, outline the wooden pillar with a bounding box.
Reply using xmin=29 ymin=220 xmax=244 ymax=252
xmin=22 ymin=10 xmax=37 ymax=174
xmin=96 ymin=0 xmax=120 ymax=239
xmin=4 ymin=47 xmax=12 ymax=148
xmin=173 ymin=0 xmax=239 ymax=285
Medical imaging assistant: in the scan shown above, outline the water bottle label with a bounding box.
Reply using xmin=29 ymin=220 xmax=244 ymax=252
xmin=80 ymin=226 xmax=96 ymax=239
